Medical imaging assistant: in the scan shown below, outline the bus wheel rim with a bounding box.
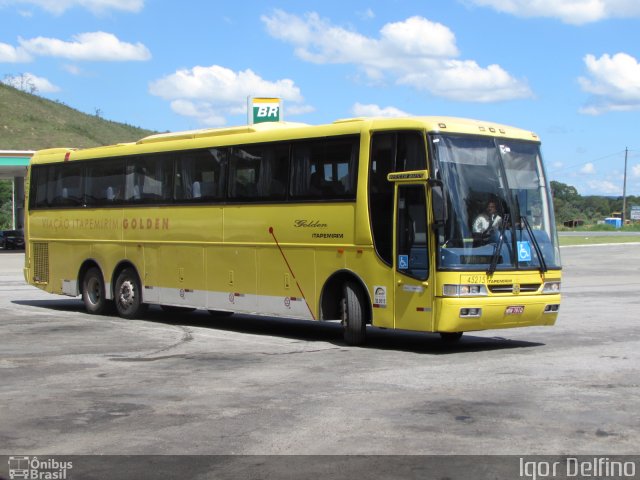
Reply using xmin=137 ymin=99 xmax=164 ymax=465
xmin=87 ymin=277 xmax=101 ymax=304
xmin=118 ymin=280 xmax=135 ymax=308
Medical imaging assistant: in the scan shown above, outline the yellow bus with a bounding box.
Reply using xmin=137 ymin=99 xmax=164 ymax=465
xmin=24 ymin=117 xmax=561 ymax=345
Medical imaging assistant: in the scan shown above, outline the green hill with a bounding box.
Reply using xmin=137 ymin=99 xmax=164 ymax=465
xmin=0 ymin=82 xmax=157 ymax=228
xmin=0 ymin=82 xmax=155 ymax=150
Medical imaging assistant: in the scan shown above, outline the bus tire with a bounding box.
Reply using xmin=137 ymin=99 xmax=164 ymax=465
xmin=341 ymin=281 xmax=366 ymax=346
xmin=114 ymin=268 xmax=147 ymax=319
xmin=440 ymin=332 xmax=463 ymax=343
xmin=82 ymin=267 xmax=111 ymax=315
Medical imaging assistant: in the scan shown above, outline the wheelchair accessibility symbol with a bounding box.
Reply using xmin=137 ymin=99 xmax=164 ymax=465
xmin=398 ymin=255 xmax=409 ymax=270
xmin=517 ymin=241 xmax=532 ymax=262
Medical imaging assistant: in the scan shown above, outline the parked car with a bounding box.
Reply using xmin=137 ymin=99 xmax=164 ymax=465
xmin=0 ymin=230 xmax=25 ymax=250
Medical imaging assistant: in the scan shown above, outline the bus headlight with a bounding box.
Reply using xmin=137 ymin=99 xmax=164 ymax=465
xmin=442 ymin=284 xmax=488 ymax=297
xmin=542 ymin=281 xmax=561 ymax=294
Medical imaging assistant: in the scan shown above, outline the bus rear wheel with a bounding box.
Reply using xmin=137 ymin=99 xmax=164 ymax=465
xmin=341 ymin=281 xmax=366 ymax=346
xmin=114 ymin=268 xmax=147 ymax=319
xmin=82 ymin=267 xmax=111 ymax=315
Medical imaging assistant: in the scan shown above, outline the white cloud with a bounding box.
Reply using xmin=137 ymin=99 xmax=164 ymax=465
xmin=632 ymin=164 xmax=640 ymax=177
xmin=1 ymin=0 xmax=144 ymax=15
xmin=578 ymin=52 xmax=640 ymax=115
xmin=0 ymin=42 xmax=31 ymax=62
xmin=261 ymin=10 xmax=531 ymax=103
xmin=149 ymin=65 xmax=311 ymax=126
xmin=358 ymin=8 xmax=375 ymax=20
xmin=466 ymin=0 xmax=640 ymax=25
xmin=24 ymin=72 xmax=60 ymax=92
xmin=169 ymin=100 xmax=226 ymax=127
xmin=398 ymin=60 xmax=533 ymax=102
xmin=19 ymin=32 xmax=151 ymax=61
xmin=587 ymin=179 xmax=620 ymax=194
xmin=262 ymin=11 xmax=458 ymax=67
xmin=352 ymin=102 xmax=410 ymax=117
xmin=62 ymin=64 xmax=83 ymax=75
xmin=2 ymin=72 xmax=60 ymax=92
xmin=580 ymin=162 xmax=596 ymax=174
xmin=286 ymin=104 xmax=315 ymax=115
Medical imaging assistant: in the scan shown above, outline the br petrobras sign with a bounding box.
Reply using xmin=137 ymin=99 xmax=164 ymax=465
xmin=249 ymin=97 xmax=282 ymax=124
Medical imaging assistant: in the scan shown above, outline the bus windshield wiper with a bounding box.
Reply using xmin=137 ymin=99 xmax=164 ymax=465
xmin=487 ymin=213 xmax=509 ymax=275
xmin=520 ymin=215 xmax=548 ymax=273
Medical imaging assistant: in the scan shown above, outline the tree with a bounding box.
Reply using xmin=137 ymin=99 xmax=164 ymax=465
xmin=583 ymin=196 xmax=610 ymax=219
xmin=550 ymin=181 xmax=582 ymax=224
xmin=0 ymin=180 xmax=13 ymax=229
xmin=550 ymin=181 xmax=579 ymax=202
xmin=3 ymin=73 xmax=38 ymax=94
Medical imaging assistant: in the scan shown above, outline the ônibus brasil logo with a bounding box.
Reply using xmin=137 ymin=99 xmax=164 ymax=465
xmin=8 ymin=456 xmax=73 ymax=479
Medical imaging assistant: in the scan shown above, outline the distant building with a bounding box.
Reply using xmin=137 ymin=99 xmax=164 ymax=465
xmin=0 ymin=150 xmax=33 ymax=230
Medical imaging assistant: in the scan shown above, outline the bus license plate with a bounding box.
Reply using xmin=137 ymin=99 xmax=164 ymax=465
xmin=505 ymin=306 xmax=525 ymax=315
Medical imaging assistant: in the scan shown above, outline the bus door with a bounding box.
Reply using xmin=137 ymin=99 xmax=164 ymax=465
xmin=393 ymin=182 xmax=434 ymax=331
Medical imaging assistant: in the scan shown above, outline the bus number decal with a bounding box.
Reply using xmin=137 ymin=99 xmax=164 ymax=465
xmin=463 ymin=274 xmax=487 ymax=284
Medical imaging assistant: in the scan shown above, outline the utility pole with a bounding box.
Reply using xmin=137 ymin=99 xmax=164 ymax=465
xmin=622 ymin=147 xmax=628 ymax=226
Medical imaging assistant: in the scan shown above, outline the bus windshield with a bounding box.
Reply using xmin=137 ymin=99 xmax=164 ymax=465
xmin=430 ymin=133 xmax=561 ymax=271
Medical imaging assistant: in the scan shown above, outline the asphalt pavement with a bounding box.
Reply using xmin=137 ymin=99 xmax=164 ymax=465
xmin=0 ymin=244 xmax=639 ymax=457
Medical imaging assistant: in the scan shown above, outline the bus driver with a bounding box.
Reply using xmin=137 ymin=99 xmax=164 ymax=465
xmin=472 ymin=199 xmax=503 ymax=236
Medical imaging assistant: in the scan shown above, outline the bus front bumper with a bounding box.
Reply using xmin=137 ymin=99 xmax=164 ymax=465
xmin=434 ymin=294 xmax=561 ymax=332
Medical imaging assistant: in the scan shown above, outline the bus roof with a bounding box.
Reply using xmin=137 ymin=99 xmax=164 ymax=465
xmin=30 ymin=116 xmax=539 ymax=165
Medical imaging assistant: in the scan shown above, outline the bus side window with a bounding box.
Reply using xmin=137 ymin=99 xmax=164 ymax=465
xmin=229 ymin=146 xmax=258 ymax=200
xmin=369 ymin=133 xmax=395 ymax=265
xmin=125 ymin=154 xmax=172 ymax=203
xmin=262 ymin=144 xmax=288 ymax=199
xmin=397 ymin=131 xmax=427 ymax=171
xmin=397 ymin=185 xmax=429 ymax=280
xmin=174 ymin=149 xmax=226 ymax=202
xmin=30 ymin=165 xmax=51 ymax=209
xmin=227 ymin=143 xmax=289 ymax=202
xmin=290 ymin=136 xmax=358 ymax=199
xmin=369 ymin=131 xmax=427 ymax=266
xmin=50 ymin=163 xmax=83 ymax=207
xmin=85 ymin=159 xmax=124 ymax=206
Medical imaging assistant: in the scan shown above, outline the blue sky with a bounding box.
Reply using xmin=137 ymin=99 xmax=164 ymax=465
xmin=1 ymin=0 xmax=639 ymax=196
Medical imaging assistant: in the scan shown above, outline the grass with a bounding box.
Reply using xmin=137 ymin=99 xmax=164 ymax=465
xmin=560 ymin=235 xmax=640 ymax=246
xmin=0 ymin=83 xmax=155 ymax=150
xmin=558 ymin=223 xmax=640 ymax=232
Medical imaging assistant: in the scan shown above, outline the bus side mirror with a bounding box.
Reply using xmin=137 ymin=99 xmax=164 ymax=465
xmin=428 ymin=179 xmax=447 ymax=226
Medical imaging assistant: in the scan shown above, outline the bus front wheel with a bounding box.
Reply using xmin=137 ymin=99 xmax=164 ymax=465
xmin=114 ymin=268 xmax=147 ymax=319
xmin=341 ymin=281 xmax=366 ymax=346
xmin=82 ymin=267 xmax=111 ymax=315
